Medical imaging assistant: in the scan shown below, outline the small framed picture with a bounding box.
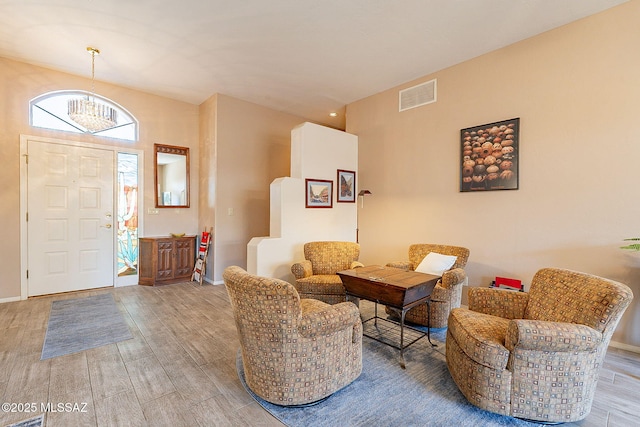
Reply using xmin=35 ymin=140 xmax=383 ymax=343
xmin=305 ymin=179 xmax=333 ymax=208
xmin=337 ymin=169 xmax=356 ymax=203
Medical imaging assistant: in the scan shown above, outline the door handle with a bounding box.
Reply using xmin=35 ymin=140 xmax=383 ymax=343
xmin=102 ymin=224 xmax=112 ymax=229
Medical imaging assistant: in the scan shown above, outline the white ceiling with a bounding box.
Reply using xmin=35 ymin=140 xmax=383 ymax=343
xmin=0 ymin=0 xmax=627 ymax=127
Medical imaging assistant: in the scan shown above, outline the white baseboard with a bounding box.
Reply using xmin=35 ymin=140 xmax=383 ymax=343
xmin=609 ymin=340 xmax=640 ymax=354
xmin=0 ymin=296 xmax=22 ymax=304
xmin=199 ymin=277 xmax=223 ymax=286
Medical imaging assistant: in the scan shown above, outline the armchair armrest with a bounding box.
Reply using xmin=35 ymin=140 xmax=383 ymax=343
xmin=430 ymin=268 xmax=466 ymax=303
xmin=351 ymin=261 xmax=364 ymax=269
xmin=386 ymin=261 xmax=413 ymax=270
xmin=468 ymin=287 xmax=529 ymax=320
xmin=505 ymin=319 xmax=602 ymax=352
xmin=298 ymin=301 xmax=361 ymax=339
xmin=440 ymin=268 xmax=466 ymax=289
xmin=291 ymin=260 xmax=313 ymax=279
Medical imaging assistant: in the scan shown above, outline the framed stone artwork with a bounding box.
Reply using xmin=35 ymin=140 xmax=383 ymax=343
xmin=460 ymin=117 xmax=519 ymax=192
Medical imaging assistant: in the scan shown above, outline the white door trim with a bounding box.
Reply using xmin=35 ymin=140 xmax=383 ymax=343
xmin=19 ymin=134 xmax=144 ymax=300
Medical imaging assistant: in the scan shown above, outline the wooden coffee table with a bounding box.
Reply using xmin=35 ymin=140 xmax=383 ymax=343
xmin=337 ymin=265 xmax=440 ymax=368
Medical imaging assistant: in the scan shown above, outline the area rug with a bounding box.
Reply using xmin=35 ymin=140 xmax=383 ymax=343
xmin=5 ymin=414 xmax=44 ymax=427
xmin=237 ymin=323 xmax=540 ymax=427
xmin=41 ymin=293 xmax=132 ymax=360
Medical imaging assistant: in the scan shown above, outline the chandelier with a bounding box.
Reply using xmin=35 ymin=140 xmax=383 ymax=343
xmin=68 ymin=47 xmax=117 ymax=132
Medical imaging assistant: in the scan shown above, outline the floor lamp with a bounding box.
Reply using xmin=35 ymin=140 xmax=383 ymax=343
xmin=356 ymin=190 xmax=372 ymax=243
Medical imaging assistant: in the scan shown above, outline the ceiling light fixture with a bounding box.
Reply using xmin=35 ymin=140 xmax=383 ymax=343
xmin=68 ymin=47 xmax=117 ymax=132
xmin=329 ymin=112 xmax=338 ymax=117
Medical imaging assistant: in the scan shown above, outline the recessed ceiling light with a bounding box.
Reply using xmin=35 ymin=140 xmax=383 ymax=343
xmin=329 ymin=112 xmax=338 ymax=117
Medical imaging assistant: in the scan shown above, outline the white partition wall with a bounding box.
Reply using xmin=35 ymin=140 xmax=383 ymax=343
xmin=248 ymin=122 xmax=358 ymax=283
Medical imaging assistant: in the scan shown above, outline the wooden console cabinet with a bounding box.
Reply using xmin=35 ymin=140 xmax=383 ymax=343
xmin=139 ymin=236 xmax=196 ymax=286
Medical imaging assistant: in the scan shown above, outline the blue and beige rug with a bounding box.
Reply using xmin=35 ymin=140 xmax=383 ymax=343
xmin=237 ymin=323 xmax=539 ymax=427
xmin=5 ymin=414 xmax=44 ymax=427
xmin=41 ymin=293 xmax=133 ymax=360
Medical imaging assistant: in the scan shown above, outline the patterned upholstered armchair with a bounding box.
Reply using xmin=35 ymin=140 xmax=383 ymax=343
xmin=386 ymin=244 xmax=469 ymax=328
xmin=223 ymin=266 xmax=362 ymax=406
xmin=291 ymin=241 xmax=363 ymax=304
xmin=446 ymin=268 xmax=633 ymax=423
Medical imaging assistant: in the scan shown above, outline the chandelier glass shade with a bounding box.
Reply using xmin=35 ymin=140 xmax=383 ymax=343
xmin=67 ymin=47 xmax=117 ymax=132
xmin=68 ymin=97 xmax=117 ymax=132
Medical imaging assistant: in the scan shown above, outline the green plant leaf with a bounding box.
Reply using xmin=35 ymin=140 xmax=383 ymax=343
xmin=620 ymin=243 xmax=640 ymax=251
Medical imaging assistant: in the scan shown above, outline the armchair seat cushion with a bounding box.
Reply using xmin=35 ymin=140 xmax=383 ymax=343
xmin=291 ymin=241 xmax=361 ymax=305
xmin=296 ymin=275 xmax=345 ymax=296
xmin=448 ymin=308 xmax=510 ymax=371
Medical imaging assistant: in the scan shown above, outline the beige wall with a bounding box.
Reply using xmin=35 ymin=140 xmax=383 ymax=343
xmin=204 ymin=94 xmax=305 ymax=283
xmin=0 ymin=57 xmax=199 ymax=299
xmin=346 ymin=1 xmax=640 ymax=348
xmin=198 ymin=94 xmax=218 ymax=283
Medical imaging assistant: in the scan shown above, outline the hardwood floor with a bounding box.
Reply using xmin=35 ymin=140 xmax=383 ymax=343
xmin=0 ymin=283 xmax=283 ymax=427
xmin=0 ymin=282 xmax=638 ymax=427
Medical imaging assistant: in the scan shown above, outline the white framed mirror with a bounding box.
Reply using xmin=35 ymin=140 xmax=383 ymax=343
xmin=154 ymin=143 xmax=190 ymax=208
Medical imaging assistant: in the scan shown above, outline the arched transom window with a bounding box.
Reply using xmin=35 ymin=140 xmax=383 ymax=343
xmin=30 ymin=90 xmax=138 ymax=141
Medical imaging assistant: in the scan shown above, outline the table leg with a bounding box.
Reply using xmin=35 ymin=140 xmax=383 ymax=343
xmin=374 ymin=301 xmax=378 ymax=327
xmin=399 ymin=309 xmax=407 ymax=369
xmin=426 ymin=300 xmax=436 ymax=347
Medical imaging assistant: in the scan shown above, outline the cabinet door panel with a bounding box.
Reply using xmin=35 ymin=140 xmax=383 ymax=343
xmin=174 ymin=239 xmax=194 ymax=278
xmin=157 ymin=240 xmax=175 ymax=279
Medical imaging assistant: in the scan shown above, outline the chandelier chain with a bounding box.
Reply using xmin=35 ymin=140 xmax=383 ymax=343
xmin=90 ymin=48 xmax=96 ymax=99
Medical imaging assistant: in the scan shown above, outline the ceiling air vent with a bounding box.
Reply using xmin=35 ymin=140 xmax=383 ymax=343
xmin=399 ymin=79 xmax=436 ymax=112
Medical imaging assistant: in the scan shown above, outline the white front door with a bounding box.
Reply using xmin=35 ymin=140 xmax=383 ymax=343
xmin=27 ymin=140 xmax=115 ymax=296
